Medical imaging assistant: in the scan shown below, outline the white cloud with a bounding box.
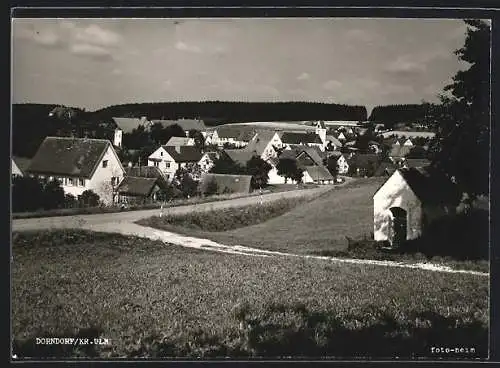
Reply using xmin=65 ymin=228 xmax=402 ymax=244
xmin=175 ymin=41 xmax=201 ymax=53
xmin=297 ymin=72 xmax=310 ymax=81
xmin=386 ymin=57 xmax=426 ymax=75
xmin=32 ymin=31 xmax=60 ymax=46
xmin=70 ymin=44 xmax=112 ymax=60
xmin=74 ymin=24 xmax=121 ymax=47
xmin=323 ymin=79 xmax=343 ymax=90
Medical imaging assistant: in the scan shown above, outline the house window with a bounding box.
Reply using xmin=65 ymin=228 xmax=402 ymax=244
xmin=165 ymin=162 xmax=171 ymax=168
xmin=160 ymin=151 xmax=163 ymax=156
xmin=68 ymin=178 xmax=76 ymax=186
xmin=111 ymin=177 xmax=118 ymax=186
xmin=102 ymin=160 xmax=108 ymax=168
xmin=154 ymin=161 xmax=159 ymax=167
xmin=78 ymin=178 xmax=85 ymax=187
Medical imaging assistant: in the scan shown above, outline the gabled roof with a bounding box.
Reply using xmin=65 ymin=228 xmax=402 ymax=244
xmin=245 ymin=130 xmax=279 ymax=156
xmin=161 ymin=146 xmax=203 ymax=163
xmin=164 ymin=136 xmax=194 ymax=147
xmin=27 ymin=137 xmax=116 ymax=179
xmin=398 ymin=167 xmax=461 ymax=205
xmin=296 ymin=148 xmax=324 ymax=166
xmin=151 ymin=119 xmax=206 ymax=132
xmin=389 ymin=145 xmax=413 ymax=158
xmin=198 ymin=173 xmax=252 ymax=194
xmin=223 ymin=149 xmax=254 ymax=166
xmin=281 ymin=132 xmax=322 ymax=145
xmin=112 ymin=117 xmax=150 ymax=134
xmin=216 ymin=125 xmax=257 ymax=141
xmin=125 ymin=165 xmax=165 ymax=179
xmin=303 ymin=165 xmax=334 ymax=181
xmin=117 ymin=176 xmax=159 ymax=197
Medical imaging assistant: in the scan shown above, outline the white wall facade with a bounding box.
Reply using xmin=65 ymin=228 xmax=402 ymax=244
xmin=87 ymin=145 xmax=125 ymax=205
xmin=267 ymin=165 xmax=287 ymax=184
xmin=198 ymin=153 xmax=215 ymax=173
xmin=12 ymin=160 xmax=23 ymax=177
xmin=148 ymin=147 xmax=179 ymax=181
xmin=373 ymin=170 xmax=423 ymax=244
xmin=336 ymin=155 xmax=349 ymax=174
xmin=113 ymin=129 xmax=122 ymax=148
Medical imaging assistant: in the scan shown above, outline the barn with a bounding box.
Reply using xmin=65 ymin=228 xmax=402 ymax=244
xmin=373 ymin=167 xmax=460 ymax=247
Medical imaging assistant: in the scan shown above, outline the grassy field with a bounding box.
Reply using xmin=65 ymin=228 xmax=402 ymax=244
xmin=12 ymin=230 xmax=488 ymax=359
xmin=138 ymin=178 xmax=385 ymax=255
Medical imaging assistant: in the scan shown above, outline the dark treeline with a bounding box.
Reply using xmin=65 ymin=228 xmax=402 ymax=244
xmin=368 ymin=103 xmax=438 ymax=128
xmin=88 ymin=101 xmax=368 ymax=125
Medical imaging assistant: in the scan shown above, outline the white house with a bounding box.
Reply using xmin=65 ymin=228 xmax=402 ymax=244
xmin=147 ymin=145 xmax=203 ymax=181
xmin=212 ymin=125 xmax=257 ymax=147
xmin=198 ymin=152 xmax=218 ymax=173
xmin=245 ymin=130 xmax=283 ymax=162
xmin=403 ymin=138 xmax=414 ymax=146
xmin=336 ymin=154 xmax=349 ymax=174
xmin=373 ymin=167 xmax=460 ymax=247
xmin=27 ymin=137 xmax=125 ymax=205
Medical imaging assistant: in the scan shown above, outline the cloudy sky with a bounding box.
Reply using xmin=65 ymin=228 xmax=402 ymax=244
xmin=12 ymin=18 xmax=471 ymax=113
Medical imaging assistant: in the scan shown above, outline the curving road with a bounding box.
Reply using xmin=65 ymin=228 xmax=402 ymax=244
xmin=12 ymin=185 xmax=334 ymax=232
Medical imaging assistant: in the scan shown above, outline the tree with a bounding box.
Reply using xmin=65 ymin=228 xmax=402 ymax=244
xmin=323 ymin=156 xmax=339 ymax=178
xmin=210 ymin=154 xmax=246 ymax=175
xmin=245 ymin=156 xmax=272 ymax=189
xmin=150 ymin=123 xmax=186 ymax=145
xmin=406 ymin=145 xmax=428 ymax=159
xmin=173 ymin=167 xmax=199 ymax=198
xmin=431 ymin=19 xmax=490 ymax=197
xmin=41 ymin=179 xmax=65 ymax=210
xmin=12 ymin=176 xmax=44 ymax=212
xmin=188 ymin=129 xmax=206 ymax=151
xmin=277 ymin=158 xmax=303 ymax=184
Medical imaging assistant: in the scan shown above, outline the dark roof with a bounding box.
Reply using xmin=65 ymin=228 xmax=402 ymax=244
xmin=223 ymin=149 xmax=254 ymax=166
xmin=125 ymin=165 xmax=164 ymax=179
xmin=162 ymin=146 xmax=203 ymax=163
xmin=216 ymin=125 xmax=257 ymax=141
xmin=112 ymin=117 xmax=150 ymax=134
xmin=280 ymin=132 xmax=322 ymax=145
xmin=245 ymin=130 xmax=278 ymax=156
xmin=348 ymin=153 xmax=381 ymax=169
xmin=12 ymin=157 xmax=31 ymax=174
xmin=117 ymin=176 xmax=159 ymax=197
xmin=398 ymin=167 xmax=461 ymax=205
xmin=198 ymin=173 xmax=252 ymax=194
xmin=151 ymin=119 xmax=207 ymax=132
xmin=296 ymin=148 xmax=324 ymax=167
xmin=404 ymin=158 xmax=431 ymax=169
xmin=303 ymin=165 xmax=334 ymax=181
xmin=28 ymin=137 xmax=115 ymax=178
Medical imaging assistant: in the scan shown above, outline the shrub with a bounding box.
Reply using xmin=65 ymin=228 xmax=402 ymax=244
xmin=204 ymin=178 xmax=219 ymax=196
xmin=78 ymin=190 xmax=100 ymax=208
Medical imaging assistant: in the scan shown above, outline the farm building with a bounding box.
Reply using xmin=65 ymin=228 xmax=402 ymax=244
xmin=302 ymin=165 xmax=334 ymax=184
xmin=373 ymin=167 xmax=460 ymax=247
xmin=116 ymin=176 xmax=167 ymax=205
xmin=198 ymin=173 xmax=252 ymax=195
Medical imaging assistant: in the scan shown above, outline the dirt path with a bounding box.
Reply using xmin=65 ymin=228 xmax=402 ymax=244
xmin=82 ymin=222 xmax=489 ymax=277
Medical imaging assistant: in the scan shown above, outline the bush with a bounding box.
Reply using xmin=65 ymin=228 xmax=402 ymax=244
xmin=204 ymin=178 xmax=219 ymax=196
xmin=78 ymin=190 xmax=100 ymax=208
xmin=12 ymin=176 xmax=44 ymax=212
xmin=41 ymin=179 xmax=65 ymax=210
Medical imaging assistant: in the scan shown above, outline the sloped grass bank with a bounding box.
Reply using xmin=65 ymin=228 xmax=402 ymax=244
xmin=12 ymin=230 xmax=488 ymax=359
xmin=136 ymin=197 xmax=308 ymax=232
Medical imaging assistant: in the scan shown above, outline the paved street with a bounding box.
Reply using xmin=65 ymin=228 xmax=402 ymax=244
xmin=12 ymin=185 xmax=334 ymax=232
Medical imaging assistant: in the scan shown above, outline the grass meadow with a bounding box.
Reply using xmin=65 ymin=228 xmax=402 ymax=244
xmin=11 ymin=230 xmax=488 ymax=359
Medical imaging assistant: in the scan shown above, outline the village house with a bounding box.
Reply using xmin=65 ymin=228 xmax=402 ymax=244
xmin=325 ymin=135 xmax=343 ymax=151
xmin=211 ymin=125 xmax=258 ymax=148
xmin=198 ymin=152 xmax=219 ymax=173
xmin=279 ymin=131 xmax=325 ymax=151
xmin=388 ymin=145 xmax=413 ymax=164
xmin=402 ymin=138 xmax=414 ymax=146
xmin=245 ymin=130 xmax=283 ymax=161
xmin=116 ymin=176 xmax=168 ymax=205
xmin=302 ymin=165 xmax=335 ymax=184
xmin=329 ymin=151 xmax=349 ymax=174
xmin=373 ymin=167 xmax=460 ymax=247
xmin=147 ymin=145 xmax=203 ymax=182
xmin=27 ymin=137 xmax=125 ymax=205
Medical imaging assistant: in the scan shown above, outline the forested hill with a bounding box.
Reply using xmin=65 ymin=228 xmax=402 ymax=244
xmin=88 ymin=101 xmax=368 ymax=125
xmin=368 ymin=104 xmax=437 ymax=128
